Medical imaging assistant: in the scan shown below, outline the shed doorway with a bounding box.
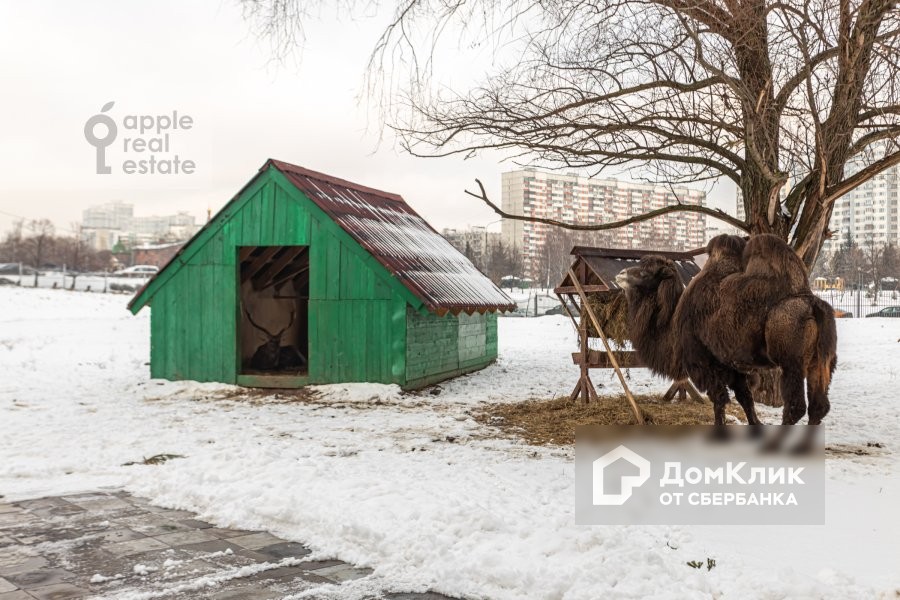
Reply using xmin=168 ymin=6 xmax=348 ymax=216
xmin=238 ymin=246 xmax=310 ymax=378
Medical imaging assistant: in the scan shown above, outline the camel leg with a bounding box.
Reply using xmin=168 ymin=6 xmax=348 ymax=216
xmin=730 ymin=374 xmax=763 ymax=435
xmin=708 ymin=384 xmax=731 ymax=439
xmin=779 ymin=366 xmax=807 ymax=425
xmin=806 ymin=364 xmax=832 ymax=426
xmin=785 ymin=364 xmax=832 ymax=455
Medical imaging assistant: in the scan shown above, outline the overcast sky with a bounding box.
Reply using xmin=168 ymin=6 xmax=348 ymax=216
xmin=0 ymin=1 xmax=736 ymax=237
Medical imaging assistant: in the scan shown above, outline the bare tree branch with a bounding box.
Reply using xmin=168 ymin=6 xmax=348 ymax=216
xmin=464 ymin=178 xmax=749 ymax=232
xmin=242 ymin=0 xmax=900 ymax=268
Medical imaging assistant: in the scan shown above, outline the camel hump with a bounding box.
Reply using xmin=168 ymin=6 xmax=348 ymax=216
xmin=742 ymin=234 xmax=809 ymax=292
xmin=706 ymin=234 xmax=746 ymax=260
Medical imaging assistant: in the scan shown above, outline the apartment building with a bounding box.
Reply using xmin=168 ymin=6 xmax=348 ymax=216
xmin=441 ymin=226 xmax=502 ymax=266
xmin=823 ymin=164 xmax=900 ymax=253
xmin=501 ymin=169 xmax=706 ymax=277
xmin=81 ymin=201 xmax=200 ymax=251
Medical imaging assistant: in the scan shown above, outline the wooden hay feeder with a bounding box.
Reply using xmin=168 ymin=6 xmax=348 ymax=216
xmin=554 ymin=246 xmax=704 ymax=422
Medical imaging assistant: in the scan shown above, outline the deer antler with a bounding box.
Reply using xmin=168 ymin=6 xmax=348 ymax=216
xmin=275 ymin=310 xmax=295 ymax=337
xmin=244 ymin=309 xmax=277 ymax=338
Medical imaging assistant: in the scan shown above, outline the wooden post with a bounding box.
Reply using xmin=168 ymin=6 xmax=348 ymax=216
xmin=557 ymin=292 xmax=597 ymax=403
xmin=662 ymin=379 xmax=705 ymax=403
xmin=568 ymin=269 xmax=644 ymax=424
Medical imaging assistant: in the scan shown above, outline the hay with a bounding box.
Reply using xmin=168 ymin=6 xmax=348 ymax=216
xmin=585 ymin=291 xmax=630 ymax=347
xmin=475 ymin=395 xmax=747 ymax=446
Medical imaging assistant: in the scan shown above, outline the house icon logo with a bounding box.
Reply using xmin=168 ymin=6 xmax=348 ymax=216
xmin=592 ymin=445 xmax=651 ymax=505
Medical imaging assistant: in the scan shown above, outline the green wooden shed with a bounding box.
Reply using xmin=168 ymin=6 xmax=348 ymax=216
xmin=128 ymin=159 xmax=515 ymax=389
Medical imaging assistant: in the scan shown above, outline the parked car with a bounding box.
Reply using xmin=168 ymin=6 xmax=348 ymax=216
xmin=0 ymin=263 xmax=38 ymax=275
xmin=865 ymin=306 xmax=900 ymax=318
xmin=834 ymin=308 xmax=853 ymax=319
xmin=113 ymin=265 xmax=159 ymax=277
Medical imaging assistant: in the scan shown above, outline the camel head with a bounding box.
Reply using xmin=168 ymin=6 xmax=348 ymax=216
xmin=615 ymin=255 xmax=685 ymax=380
xmin=615 ymin=255 xmax=680 ymax=294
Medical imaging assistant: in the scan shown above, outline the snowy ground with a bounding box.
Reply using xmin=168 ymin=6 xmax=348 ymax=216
xmin=1 ymin=287 xmax=898 ymax=599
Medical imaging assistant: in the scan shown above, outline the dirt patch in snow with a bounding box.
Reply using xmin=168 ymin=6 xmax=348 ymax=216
xmin=825 ymin=442 xmax=889 ymax=458
xmin=475 ymin=394 xmax=746 ymax=446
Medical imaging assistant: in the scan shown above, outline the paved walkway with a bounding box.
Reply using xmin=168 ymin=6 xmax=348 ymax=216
xmin=0 ymin=492 xmax=453 ymax=599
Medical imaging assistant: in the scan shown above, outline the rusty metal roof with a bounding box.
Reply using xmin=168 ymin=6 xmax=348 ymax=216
xmin=268 ymin=160 xmax=515 ymax=314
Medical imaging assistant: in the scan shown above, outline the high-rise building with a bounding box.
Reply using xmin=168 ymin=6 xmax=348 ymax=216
xmin=81 ymin=201 xmax=201 ymax=251
xmin=501 ymin=169 xmax=706 ymax=277
xmin=441 ymin=226 xmax=502 ymax=267
xmin=707 ymin=191 xmax=746 ymax=242
xmin=823 ymin=164 xmax=900 ymax=253
xmin=82 ymin=200 xmax=134 ymax=231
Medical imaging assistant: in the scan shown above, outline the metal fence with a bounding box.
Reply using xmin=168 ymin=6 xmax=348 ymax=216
xmin=816 ymin=289 xmax=900 ymax=318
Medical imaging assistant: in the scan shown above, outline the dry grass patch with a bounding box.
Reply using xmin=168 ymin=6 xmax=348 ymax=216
xmin=475 ymin=394 xmax=746 ymax=446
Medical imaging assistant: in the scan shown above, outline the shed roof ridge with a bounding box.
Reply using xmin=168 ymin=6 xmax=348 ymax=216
xmin=266 ymin=159 xmax=406 ymax=203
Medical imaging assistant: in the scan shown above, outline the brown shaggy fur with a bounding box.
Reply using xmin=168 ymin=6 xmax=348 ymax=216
xmin=742 ymin=233 xmax=809 ymax=292
xmin=711 ymin=234 xmax=838 ymax=425
xmin=616 ymin=256 xmax=686 ymax=381
xmin=673 ymin=235 xmax=762 ymax=427
xmin=618 ymin=233 xmax=838 ymax=428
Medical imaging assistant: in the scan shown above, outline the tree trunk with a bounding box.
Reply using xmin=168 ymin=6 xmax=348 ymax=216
xmin=788 ymin=181 xmax=831 ymax=270
xmin=749 ymin=368 xmax=783 ymax=408
xmin=742 ymin=175 xmax=787 ymax=239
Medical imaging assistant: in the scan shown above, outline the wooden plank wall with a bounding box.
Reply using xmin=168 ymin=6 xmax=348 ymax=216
xmin=150 ymin=176 xmax=407 ymax=385
xmin=404 ymin=309 xmax=499 ymax=389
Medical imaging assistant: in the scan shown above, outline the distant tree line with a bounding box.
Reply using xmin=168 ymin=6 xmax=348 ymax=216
xmin=0 ymin=219 xmax=112 ymax=287
xmin=813 ymin=236 xmax=900 ymax=290
xmin=459 ymin=239 xmax=525 ymax=287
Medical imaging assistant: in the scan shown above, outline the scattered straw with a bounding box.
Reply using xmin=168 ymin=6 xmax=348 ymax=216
xmin=475 ymin=395 xmax=746 ymax=446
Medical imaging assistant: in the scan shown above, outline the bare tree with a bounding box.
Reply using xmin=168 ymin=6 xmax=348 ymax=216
xmin=58 ymin=224 xmax=89 ymax=290
xmin=0 ymin=219 xmax=25 ymax=264
xmin=883 ymin=243 xmax=900 ymax=281
xmin=24 ymin=219 xmax=55 ymax=286
xmin=245 ymin=0 xmax=900 ymax=269
xmin=862 ymin=236 xmax=885 ymax=291
xmin=542 ymin=228 xmax=578 ymax=289
xmin=482 ymin=239 xmax=523 ymax=284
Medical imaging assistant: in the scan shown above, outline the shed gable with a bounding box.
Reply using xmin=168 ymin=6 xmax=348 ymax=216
xmin=140 ymin=172 xmax=410 ymax=385
xmin=129 ymin=168 xmax=422 ymax=315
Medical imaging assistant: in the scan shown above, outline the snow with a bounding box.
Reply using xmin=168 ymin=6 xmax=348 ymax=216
xmin=1 ymin=286 xmax=898 ymax=598
xmin=132 ymin=564 xmax=158 ymax=576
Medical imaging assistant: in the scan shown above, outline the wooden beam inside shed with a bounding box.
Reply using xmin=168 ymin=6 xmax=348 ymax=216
xmin=240 ymin=246 xmax=280 ymax=284
xmin=270 ymin=262 xmax=309 ymax=290
xmin=253 ymin=247 xmax=309 ymax=291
